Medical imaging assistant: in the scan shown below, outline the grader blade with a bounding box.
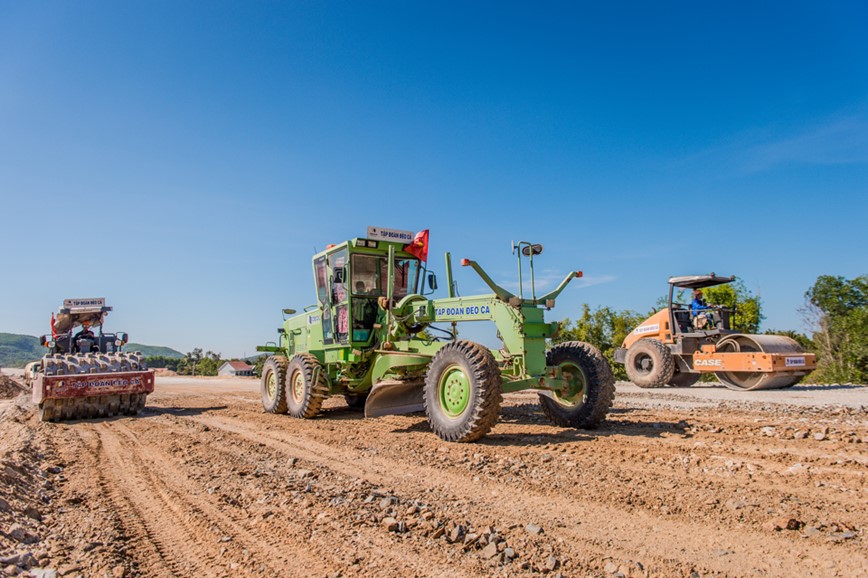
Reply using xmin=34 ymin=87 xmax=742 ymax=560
xmin=364 ymin=380 xmax=425 ymax=418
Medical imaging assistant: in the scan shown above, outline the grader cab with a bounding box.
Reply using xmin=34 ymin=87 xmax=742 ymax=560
xmin=258 ymin=228 xmax=616 ymax=443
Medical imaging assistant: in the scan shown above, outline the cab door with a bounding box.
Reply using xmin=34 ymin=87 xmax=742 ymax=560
xmin=313 ymin=256 xmax=334 ymax=345
xmin=327 ymin=248 xmax=350 ymax=345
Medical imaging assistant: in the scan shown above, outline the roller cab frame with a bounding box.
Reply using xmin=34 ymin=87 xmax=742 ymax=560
xmin=613 ymin=274 xmax=815 ymax=390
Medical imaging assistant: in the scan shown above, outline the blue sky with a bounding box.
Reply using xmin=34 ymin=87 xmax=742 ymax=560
xmin=1 ymin=1 xmax=866 ymax=356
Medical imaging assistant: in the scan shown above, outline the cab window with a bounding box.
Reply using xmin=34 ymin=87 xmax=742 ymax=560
xmin=351 ymin=254 xmax=419 ymax=298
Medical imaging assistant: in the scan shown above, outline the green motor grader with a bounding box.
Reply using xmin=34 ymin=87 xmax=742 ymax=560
xmin=257 ymin=229 xmax=614 ymax=442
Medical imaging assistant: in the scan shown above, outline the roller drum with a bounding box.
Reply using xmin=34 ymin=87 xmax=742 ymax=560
xmin=714 ymin=334 xmax=807 ymax=391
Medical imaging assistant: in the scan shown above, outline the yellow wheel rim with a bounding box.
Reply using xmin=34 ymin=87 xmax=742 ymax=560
xmin=292 ymin=371 xmax=305 ymax=403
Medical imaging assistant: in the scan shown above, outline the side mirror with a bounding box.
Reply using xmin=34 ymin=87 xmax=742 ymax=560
xmin=521 ymin=244 xmax=544 ymax=256
xmin=116 ymin=332 xmax=129 ymax=345
xmin=427 ymin=272 xmax=438 ymax=290
xmin=332 ymin=267 xmax=346 ymax=284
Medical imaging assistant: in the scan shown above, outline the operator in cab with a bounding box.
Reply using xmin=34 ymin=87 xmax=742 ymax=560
xmin=690 ymin=289 xmax=720 ymax=329
xmin=73 ymin=324 xmax=96 ymax=352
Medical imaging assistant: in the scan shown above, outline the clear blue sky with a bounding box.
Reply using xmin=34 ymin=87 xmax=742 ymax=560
xmin=1 ymin=1 xmax=866 ymax=356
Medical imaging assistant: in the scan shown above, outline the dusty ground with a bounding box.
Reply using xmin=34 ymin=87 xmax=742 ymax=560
xmin=1 ymin=372 xmax=866 ymax=578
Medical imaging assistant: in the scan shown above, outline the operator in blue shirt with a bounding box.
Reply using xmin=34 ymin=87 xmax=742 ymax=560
xmin=690 ymin=289 xmax=720 ymax=329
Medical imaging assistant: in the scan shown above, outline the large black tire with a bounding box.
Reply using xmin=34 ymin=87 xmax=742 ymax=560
xmin=625 ymin=339 xmax=674 ymax=388
xmin=344 ymin=392 xmax=368 ymax=410
xmin=424 ymin=340 xmax=503 ymax=443
xmin=261 ymin=356 xmax=289 ymax=414
xmin=285 ymin=354 xmax=329 ymax=419
xmin=668 ymin=370 xmax=701 ymax=387
xmin=539 ymin=341 xmax=615 ymax=429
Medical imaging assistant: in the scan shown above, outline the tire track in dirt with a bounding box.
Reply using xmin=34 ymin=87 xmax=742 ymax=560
xmin=80 ymin=422 xmax=282 ymax=576
xmin=73 ymin=426 xmax=181 ymax=577
xmin=185 ymin=410 xmax=641 ymax=561
xmin=7 ymin=377 xmax=864 ymax=578
xmin=220 ymin=399 xmax=868 ymax=537
xmin=496 ymin=402 xmax=868 ymax=527
xmin=92 ymin=421 xmax=341 ymax=577
xmin=173 ymin=403 xmax=867 ymax=577
xmin=119 ymin=412 xmax=490 ymax=577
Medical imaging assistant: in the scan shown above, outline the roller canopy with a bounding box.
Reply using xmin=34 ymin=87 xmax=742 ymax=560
xmin=668 ymin=274 xmax=735 ymax=289
xmin=53 ymin=300 xmax=112 ymax=333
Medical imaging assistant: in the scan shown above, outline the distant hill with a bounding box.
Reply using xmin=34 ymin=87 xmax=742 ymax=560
xmin=0 ymin=333 xmax=184 ymax=367
xmin=0 ymin=333 xmax=45 ymax=367
xmin=124 ymin=344 xmax=184 ymax=359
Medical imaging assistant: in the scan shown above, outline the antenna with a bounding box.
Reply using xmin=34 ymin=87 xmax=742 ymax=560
xmin=512 ymin=241 xmax=544 ymax=300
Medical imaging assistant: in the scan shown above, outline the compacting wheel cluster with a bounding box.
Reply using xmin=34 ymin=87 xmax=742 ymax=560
xmin=42 ymin=352 xmax=146 ymax=376
xmin=39 ymin=392 xmax=148 ymax=422
xmin=34 ymin=351 xmax=152 ymax=422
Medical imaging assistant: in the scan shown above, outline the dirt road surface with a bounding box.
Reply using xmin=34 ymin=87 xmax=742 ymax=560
xmin=1 ymin=372 xmax=866 ymax=577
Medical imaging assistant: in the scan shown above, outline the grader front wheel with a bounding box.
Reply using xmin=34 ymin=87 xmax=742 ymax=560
xmin=424 ymin=340 xmax=503 ymax=443
xmin=539 ymin=341 xmax=615 ymax=429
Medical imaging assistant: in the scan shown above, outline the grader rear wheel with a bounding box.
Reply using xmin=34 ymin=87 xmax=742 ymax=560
xmin=261 ymin=356 xmax=289 ymax=414
xmin=715 ymin=335 xmax=807 ymax=390
xmin=424 ymin=340 xmax=503 ymax=443
xmin=539 ymin=341 xmax=615 ymax=429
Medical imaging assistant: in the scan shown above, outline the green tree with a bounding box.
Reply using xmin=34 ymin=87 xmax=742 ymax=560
xmin=251 ymin=354 xmax=268 ymax=378
xmin=803 ymin=275 xmax=868 ymax=383
xmin=700 ymin=279 xmax=764 ymax=333
xmin=556 ymin=305 xmax=645 ymax=380
xmin=144 ymin=356 xmax=181 ymax=371
xmin=177 ymin=348 xmax=204 ymax=375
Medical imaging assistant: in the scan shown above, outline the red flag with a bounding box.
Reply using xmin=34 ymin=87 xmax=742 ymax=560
xmin=404 ymin=229 xmax=429 ymax=262
xmin=50 ymin=313 xmax=58 ymax=339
